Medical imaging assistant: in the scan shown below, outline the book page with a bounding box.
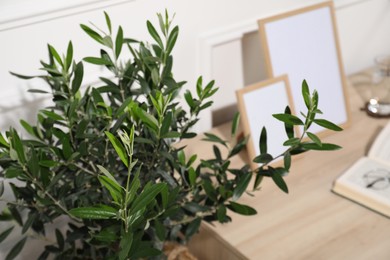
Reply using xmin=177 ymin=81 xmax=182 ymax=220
xmin=368 ymin=121 xmax=390 ymax=161
xmin=335 ymin=157 xmax=390 ymax=207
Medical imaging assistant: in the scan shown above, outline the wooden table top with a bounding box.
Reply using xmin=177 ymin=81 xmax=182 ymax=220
xmin=188 ymin=73 xmax=390 ymax=260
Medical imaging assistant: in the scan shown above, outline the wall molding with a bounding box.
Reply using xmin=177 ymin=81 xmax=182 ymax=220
xmin=0 ymin=0 xmax=134 ymax=32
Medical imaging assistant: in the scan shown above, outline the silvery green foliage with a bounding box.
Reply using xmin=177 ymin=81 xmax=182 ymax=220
xmin=0 ymin=11 xmax=341 ymax=259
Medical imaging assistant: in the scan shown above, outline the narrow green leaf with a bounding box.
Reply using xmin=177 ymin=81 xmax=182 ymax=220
xmin=48 ymin=44 xmax=63 ymax=67
xmin=185 ymin=218 xmax=201 ymax=239
xmin=202 ymin=133 xmax=227 ymax=147
xmin=0 ymin=133 xmax=9 ymax=148
xmin=313 ymin=119 xmax=343 ymax=131
xmin=302 ymin=79 xmax=311 ymax=109
xmin=301 ymin=143 xmax=342 ymax=151
xmin=166 ymin=26 xmax=179 ymax=56
xmin=115 ymin=26 xmax=124 ymax=58
xmin=27 ymin=89 xmax=48 ymax=94
xmin=104 ymin=11 xmax=112 ymax=34
xmin=253 ymin=153 xmax=273 ymax=164
xmin=284 ymin=152 xmax=291 ymax=171
xmin=39 ymin=160 xmax=59 ymax=168
xmin=69 ymin=205 xmax=117 ymax=219
xmin=284 ymin=106 xmax=294 ymax=139
xmin=9 ymin=71 xmax=35 ymax=79
xmin=270 ymin=168 xmax=288 ymax=194
xmin=71 ymin=62 xmax=83 ymax=94
xmin=0 ymin=226 xmax=14 ymax=243
xmin=65 ymin=41 xmax=73 ymax=71
xmin=22 ymin=212 xmax=37 ymax=234
xmin=184 ymin=90 xmax=194 ymax=109
xmin=217 ymin=205 xmax=227 ymax=222
xmin=55 ymin=229 xmax=64 ymax=251
xmin=131 ymin=183 xmax=166 ymax=213
xmin=233 ymin=173 xmax=252 ymax=201
xmin=83 ymin=57 xmax=113 ymax=65
xmin=80 ymin=24 xmax=104 ymax=45
xmin=196 ymin=77 xmax=203 ymax=99
xmin=231 ymin=112 xmax=240 ymax=137
xmin=283 ymin=137 xmax=300 ymax=146
xmin=259 ymin=127 xmax=267 ymax=154
xmin=213 ymin=145 xmax=222 ymax=161
xmin=134 ymin=107 xmax=159 ymax=133
xmin=307 ymin=132 xmax=322 ymax=147
xmin=154 ymin=220 xmax=166 ymax=241
xmin=105 ymin=131 xmax=128 ymax=167
xmin=6 ymin=237 xmax=27 ymax=260
xmin=227 ymin=201 xmax=257 ymax=216
xmin=188 ymin=168 xmax=197 ymax=186
xmin=20 ymin=120 xmax=35 ymax=137
xmin=273 ymin=113 xmax=304 ymax=125
xmin=41 ymin=110 xmax=65 ymax=121
xmin=0 ymin=181 xmax=4 ymax=197
xmin=147 ymin=21 xmax=164 ymax=48
xmin=253 ymin=174 xmax=264 ymax=190
xmin=98 ymin=175 xmax=123 ymax=204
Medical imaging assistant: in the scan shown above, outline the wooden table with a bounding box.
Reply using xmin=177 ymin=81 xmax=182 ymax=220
xmin=187 ymin=73 xmax=390 ymax=260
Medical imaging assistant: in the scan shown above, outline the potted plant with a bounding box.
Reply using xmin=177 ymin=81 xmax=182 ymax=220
xmin=0 ymin=11 xmax=341 ymax=259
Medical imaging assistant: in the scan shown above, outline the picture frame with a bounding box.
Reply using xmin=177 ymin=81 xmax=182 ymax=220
xmin=258 ymin=1 xmax=350 ymax=136
xmin=236 ymin=75 xmax=296 ymax=170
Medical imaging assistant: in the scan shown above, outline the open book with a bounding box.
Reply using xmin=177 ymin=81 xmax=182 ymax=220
xmin=332 ymin=122 xmax=390 ymax=217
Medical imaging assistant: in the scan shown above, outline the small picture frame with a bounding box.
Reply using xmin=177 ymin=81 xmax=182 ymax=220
xmin=258 ymin=1 xmax=350 ymax=136
xmin=236 ymin=75 xmax=296 ymax=170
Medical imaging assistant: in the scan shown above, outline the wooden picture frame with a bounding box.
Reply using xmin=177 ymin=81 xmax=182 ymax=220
xmin=236 ymin=75 xmax=295 ymax=170
xmin=258 ymin=1 xmax=350 ymax=136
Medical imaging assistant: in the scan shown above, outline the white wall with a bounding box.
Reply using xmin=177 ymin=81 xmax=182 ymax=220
xmin=0 ymin=0 xmax=390 ymax=258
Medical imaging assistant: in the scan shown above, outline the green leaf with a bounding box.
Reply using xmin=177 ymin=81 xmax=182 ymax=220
xmin=202 ymin=133 xmax=227 ymax=147
xmin=0 ymin=133 xmax=9 ymax=148
xmin=6 ymin=237 xmax=27 ymax=260
xmin=65 ymin=41 xmax=73 ymax=71
xmin=283 ymin=137 xmax=300 ymax=146
xmin=184 ymin=90 xmax=194 ymax=109
xmin=119 ymin=231 xmax=133 ymax=260
xmin=71 ymin=62 xmax=83 ymax=94
xmin=80 ymin=24 xmax=104 ymax=45
xmin=253 ymin=153 xmax=273 ymax=164
xmin=313 ymin=119 xmax=343 ymax=131
xmin=302 ymin=79 xmax=311 ymax=109
xmin=273 ymin=113 xmax=304 ymax=125
xmin=301 ymin=143 xmax=342 ymax=151
xmin=69 ymin=205 xmax=117 ymax=219
xmin=83 ymin=57 xmax=113 ymax=66
xmin=105 ymin=131 xmax=128 ymax=167
xmin=307 ymin=132 xmax=322 ymax=147
xmin=115 ymin=26 xmax=124 ymax=58
xmin=10 ymin=130 xmax=26 ymax=164
xmin=98 ymin=175 xmax=123 ymax=204
xmin=213 ymin=145 xmax=222 ymax=160
xmin=22 ymin=212 xmax=37 ymax=234
xmin=253 ymin=174 xmax=264 ymax=190
xmin=233 ymin=173 xmax=252 ymax=201
xmin=231 ymin=112 xmax=240 ymax=137
xmin=284 ymin=152 xmax=291 ymax=171
xmin=134 ymin=107 xmax=159 ymax=133
xmin=9 ymin=71 xmax=35 ymax=79
xmin=270 ymin=168 xmax=288 ymax=193
xmin=131 ymin=183 xmax=166 ymax=213
xmin=39 ymin=160 xmax=59 ymax=168
xmin=0 ymin=226 xmax=14 ymax=243
xmin=48 ymin=44 xmax=63 ymax=67
xmin=196 ymin=77 xmax=203 ymax=99
xmin=20 ymin=120 xmax=35 ymax=137
xmin=217 ymin=205 xmax=227 ymax=222
xmin=0 ymin=181 xmax=3 ymax=197
xmin=147 ymin=20 xmax=163 ymax=48
xmin=154 ymin=220 xmax=166 ymax=241
xmin=284 ymin=106 xmax=294 ymax=139
xmin=104 ymin=11 xmax=112 ymax=34
xmin=27 ymin=89 xmax=49 ymax=94
xmin=55 ymin=229 xmax=64 ymax=251
xmin=166 ymin=26 xmax=179 ymax=56
xmin=259 ymin=127 xmax=267 ymax=154
xmin=188 ymin=168 xmax=197 ymax=186
xmin=185 ymin=217 xmax=201 ymax=239
xmin=227 ymin=201 xmax=257 ymax=216
xmin=41 ymin=110 xmax=65 ymax=121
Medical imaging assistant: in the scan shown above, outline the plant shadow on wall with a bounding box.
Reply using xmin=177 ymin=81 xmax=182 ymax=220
xmin=0 ymin=11 xmax=342 ymax=260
